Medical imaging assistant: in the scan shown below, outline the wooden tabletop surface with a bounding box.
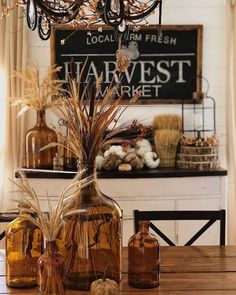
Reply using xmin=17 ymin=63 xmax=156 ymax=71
xmin=1 ymin=246 xmax=236 ymax=294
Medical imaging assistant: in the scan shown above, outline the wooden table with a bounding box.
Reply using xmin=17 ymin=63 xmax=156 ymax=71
xmin=1 ymin=246 xmax=236 ymax=294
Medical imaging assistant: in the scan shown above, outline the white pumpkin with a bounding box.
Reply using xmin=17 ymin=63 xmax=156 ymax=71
xmin=90 ymin=278 xmax=119 ymax=295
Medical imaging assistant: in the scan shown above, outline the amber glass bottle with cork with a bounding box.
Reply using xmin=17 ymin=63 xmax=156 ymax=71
xmin=128 ymin=220 xmax=160 ymax=288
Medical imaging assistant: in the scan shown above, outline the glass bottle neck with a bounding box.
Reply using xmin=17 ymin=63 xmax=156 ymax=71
xmin=139 ymin=221 xmax=150 ymax=233
xmin=36 ymin=110 xmax=47 ymax=127
xmin=80 ymin=162 xmax=97 ymax=180
xmin=18 ymin=205 xmax=31 ymax=217
xmin=45 ymin=241 xmax=57 ymax=255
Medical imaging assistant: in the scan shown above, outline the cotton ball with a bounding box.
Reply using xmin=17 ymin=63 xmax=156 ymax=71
xmin=104 ymin=145 xmax=126 ymax=159
xmin=96 ymin=155 xmax=105 ymax=170
xmin=135 ymin=139 xmax=152 ymax=156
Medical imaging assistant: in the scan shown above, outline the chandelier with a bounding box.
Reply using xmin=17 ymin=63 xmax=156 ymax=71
xmin=0 ymin=0 xmax=162 ymax=40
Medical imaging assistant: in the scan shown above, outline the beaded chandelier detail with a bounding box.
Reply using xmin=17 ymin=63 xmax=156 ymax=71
xmin=0 ymin=0 xmax=162 ymax=40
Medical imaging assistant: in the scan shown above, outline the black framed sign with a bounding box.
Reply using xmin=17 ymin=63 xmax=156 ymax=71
xmin=51 ymin=25 xmax=203 ymax=104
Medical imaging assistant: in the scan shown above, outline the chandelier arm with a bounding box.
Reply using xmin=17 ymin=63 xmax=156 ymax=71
xmin=103 ymin=0 xmax=125 ymax=27
xmin=159 ymin=0 xmax=162 ymax=25
xmin=34 ymin=0 xmax=80 ymax=19
xmin=125 ymin=0 xmax=160 ymax=21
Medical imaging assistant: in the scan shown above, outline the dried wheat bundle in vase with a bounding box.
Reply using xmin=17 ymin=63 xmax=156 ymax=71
xmin=153 ymin=114 xmax=182 ymax=131
xmin=10 ymin=170 xmax=91 ymax=295
xmin=154 ymin=130 xmax=181 ymax=167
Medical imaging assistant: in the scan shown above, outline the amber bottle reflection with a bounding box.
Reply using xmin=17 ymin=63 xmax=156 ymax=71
xmin=6 ymin=210 xmax=44 ymax=287
xmin=128 ymin=220 xmax=160 ymax=288
xmin=38 ymin=241 xmax=65 ymax=295
xmin=63 ymin=144 xmax=77 ymax=171
xmin=25 ymin=109 xmax=57 ymax=169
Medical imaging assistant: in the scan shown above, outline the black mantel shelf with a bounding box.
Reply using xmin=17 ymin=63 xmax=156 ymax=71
xmin=15 ymin=168 xmax=228 ymax=179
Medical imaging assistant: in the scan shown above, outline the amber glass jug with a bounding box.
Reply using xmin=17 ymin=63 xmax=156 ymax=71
xmin=25 ymin=109 xmax=57 ymax=169
xmin=6 ymin=208 xmax=44 ymax=287
xmin=128 ymin=220 xmax=160 ymax=288
xmin=57 ymin=167 xmax=122 ymax=290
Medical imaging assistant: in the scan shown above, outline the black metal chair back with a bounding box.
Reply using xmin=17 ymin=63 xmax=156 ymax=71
xmin=0 ymin=212 xmax=18 ymax=240
xmin=134 ymin=209 xmax=226 ymax=246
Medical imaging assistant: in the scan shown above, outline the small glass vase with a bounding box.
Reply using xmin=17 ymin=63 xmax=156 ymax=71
xmin=25 ymin=109 xmax=57 ymax=169
xmin=6 ymin=212 xmax=44 ymax=287
xmin=57 ymin=167 xmax=122 ymax=290
xmin=38 ymin=241 xmax=65 ymax=295
xmin=128 ymin=220 xmax=160 ymax=288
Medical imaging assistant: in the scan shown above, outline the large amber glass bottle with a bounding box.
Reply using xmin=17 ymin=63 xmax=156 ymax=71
xmin=25 ymin=109 xmax=57 ymax=169
xmin=6 ymin=210 xmax=44 ymax=287
xmin=58 ymin=168 xmax=122 ymax=290
xmin=128 ymin=220 xmax=160 ymax=288
xmin=38 ymin=241 xmax=65 ymax=295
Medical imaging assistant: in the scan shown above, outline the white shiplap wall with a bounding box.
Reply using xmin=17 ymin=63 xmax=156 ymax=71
xmin=27 ymin=0 xmax=227 ymax=167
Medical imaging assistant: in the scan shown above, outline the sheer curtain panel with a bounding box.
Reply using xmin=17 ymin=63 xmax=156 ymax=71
xmin=0 ymin=5 xmax=27 ymax=210
xmin=226 ymin=0 xmax=236 ymax=244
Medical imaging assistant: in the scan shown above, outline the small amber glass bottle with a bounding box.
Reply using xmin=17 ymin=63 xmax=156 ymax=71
xmin=6 ymin=207 xmax=44 ymax=287
xmin=128 ymin=220 xmax=160 ymax=288
xmin=38 ymin=240 xmax=65 ymax=295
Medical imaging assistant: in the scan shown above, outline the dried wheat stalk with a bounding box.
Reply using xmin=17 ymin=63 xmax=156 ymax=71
xmin=11 ymin=64 xmax=65 ymax=116
xmin=10 ymin=169 xmax=92 ymax=241
xmin=153 ymin=114 xmax=182 ymax=130
xmin=154 ymin=130 xmax=181 ymax=167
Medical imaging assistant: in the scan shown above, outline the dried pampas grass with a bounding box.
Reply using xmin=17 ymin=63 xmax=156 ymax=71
xmin=12 ymin=64 xmax=65 ymax=116
xmin=153 ymin=114 xmax=182 ymax=131
xmin=10 ymin=169 xmax=91 ymax=241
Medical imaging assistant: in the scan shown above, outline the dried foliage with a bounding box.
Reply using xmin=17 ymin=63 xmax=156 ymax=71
xmin=10 ymin=170 xmax=91 ymax=241
xmin=48 ymin=57 xmax=140 ymax=167
xmin=12 ymin=64 xmax=65 ymax=116
xmin=180 ymin=134 xmax=219 ymax=147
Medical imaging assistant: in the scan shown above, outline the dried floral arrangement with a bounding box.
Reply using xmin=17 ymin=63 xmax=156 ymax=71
xmin=11 ymin=170 xmax=91 ymax=241
xmin=47 ymin=55 xmax=140 ymax=169
xmin=106 ymin=119 xmax=153 ymax=145
xmin=38 ymin=52 xmax=139 ymax=289
xmin=127 ymin=119 xmax=153 ymax=141
xmin=12 ymin=64 xmax=64 ymax=116
xmin=180 ymin=134 xmax=219 ymax=147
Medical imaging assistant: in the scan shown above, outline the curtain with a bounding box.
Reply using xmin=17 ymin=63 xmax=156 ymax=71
xmin=226 ymin=0 xmax=236 ymax=244
xmin=0 ymin=6 xmax=27 ymax=210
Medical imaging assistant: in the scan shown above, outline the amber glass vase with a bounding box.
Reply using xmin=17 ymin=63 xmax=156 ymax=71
xmin=6 ymin=213 xmax=44 ymax=287
xmin=25 ymin=109 xmax=57 ymax=169
xmin=128 ymin=220 xmax=160 ymax=288
xmin=38 ymin=241 xmax=65 ymax=295
xmin=57 ymin=168 xmax=122 ymax=290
